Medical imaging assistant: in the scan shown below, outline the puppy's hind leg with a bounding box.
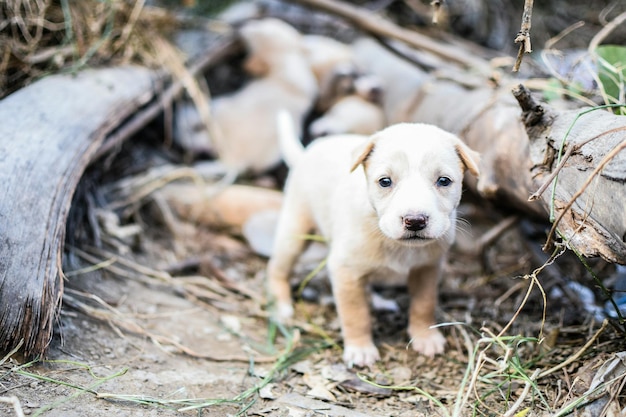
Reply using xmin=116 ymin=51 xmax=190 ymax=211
xmin=266 ymin=198 xmax=315 ymax=322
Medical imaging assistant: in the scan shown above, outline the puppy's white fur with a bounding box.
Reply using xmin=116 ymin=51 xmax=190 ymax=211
xmin=211 ymin=18 xmax=317 ymax=174
xmin=351 ymin=37 xmax=429 ymax=124
xmin=309 ymin=95 xmax=385 ymax=137
xmin=302 ymin=35 xmax=355 ymax=93
xmin=309 ymin=75 xmax=385 ymax=137
xmin=268 ymin=112 xmax=479 ymax=367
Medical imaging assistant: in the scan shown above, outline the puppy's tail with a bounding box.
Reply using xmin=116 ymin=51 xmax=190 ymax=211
xmin=276 ymin=109 xmax=305 ymax=168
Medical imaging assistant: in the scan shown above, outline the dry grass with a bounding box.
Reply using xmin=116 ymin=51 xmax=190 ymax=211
xmin=0 ymin=0 xmax=179 ymax=98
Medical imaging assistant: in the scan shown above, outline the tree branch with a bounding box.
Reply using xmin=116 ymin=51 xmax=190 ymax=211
xmin=288 ymin=0 xmax=491 ymax=74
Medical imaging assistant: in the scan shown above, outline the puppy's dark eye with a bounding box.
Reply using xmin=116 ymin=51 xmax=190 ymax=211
xmin=378 ymin=177 xmax=393 ymax=188
xmin=436 ymin=176 xmax=452 ymax=187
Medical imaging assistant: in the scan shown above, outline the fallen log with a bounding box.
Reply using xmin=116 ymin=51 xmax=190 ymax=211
xmin=0 ymin=30 xmax=238 ymax=358
xmin=514 ymin=85 xmax=626 ymax=263
xmin=0 ymin=66 xmax=158 ymax=357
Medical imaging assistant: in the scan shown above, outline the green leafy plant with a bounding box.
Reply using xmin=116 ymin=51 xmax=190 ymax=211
xmin=595 ymin=45 xmax=626 ymax=115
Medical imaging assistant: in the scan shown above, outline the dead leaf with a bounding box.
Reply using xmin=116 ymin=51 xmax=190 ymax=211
xmin=259 ymin=383 xmax=279 ymax=400
xmin=555 ymin=352 xmax=626 ymax=415
xmin=307 ymin=383 xmax=337 ymax=402
xmin=275 ymin=392 xmax=380 ymax=417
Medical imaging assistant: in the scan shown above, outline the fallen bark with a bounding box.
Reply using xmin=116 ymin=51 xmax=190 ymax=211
xmin=0 ymin=31 xmax=237 ymax=358
xmin=0 ymin=66 xmax=158 ymax=357
xmin=514 ymin=85 xmax=626 ymax=263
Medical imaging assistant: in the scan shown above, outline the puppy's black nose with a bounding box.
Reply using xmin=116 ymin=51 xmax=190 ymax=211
xmin=403 ymin=214 xmax=428 ymax=231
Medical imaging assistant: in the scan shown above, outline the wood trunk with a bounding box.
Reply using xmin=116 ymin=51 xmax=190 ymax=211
xmin=0 ymin=66 xmax=158 ymax=357
xmin=514 ymin=85 xmax=626 ymax=263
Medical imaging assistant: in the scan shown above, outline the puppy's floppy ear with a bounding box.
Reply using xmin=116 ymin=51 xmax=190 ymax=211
xmin=350 ymin=135 xmax=378 ymax=172
xmin=455 ymin=140 xmax=481 ymax=177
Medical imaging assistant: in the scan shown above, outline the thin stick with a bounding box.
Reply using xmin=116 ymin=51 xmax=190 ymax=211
xmin=474 ymin=215 xmax=519 ymax=254
xmin=0 ymin=396 xmax=26 ymax=417
xmin=113 ymin=0 xmax=145 ymax=52
xmin=529 ymin=144 xmax=575 ymax=201
xmin=588 ymin=11 xmax=626 ymax=53
xmin=502 ymin=369 xmax=540 ymax=417
xmin=0 ymin=339 xmax=24 ymax=366
xmin=497 ymin=272 xmax=546 ymax=340
xmin=544 ymin=20 xmax=585 ymax=50
xmin=538 ymin=319 xmax=609 ymax=379
xmin=513 ymin=0 xmax=534 ymax=72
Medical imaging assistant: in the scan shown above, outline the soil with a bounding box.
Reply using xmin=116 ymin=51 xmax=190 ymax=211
xmin=1 ymin=186 xmax=624 ymax=416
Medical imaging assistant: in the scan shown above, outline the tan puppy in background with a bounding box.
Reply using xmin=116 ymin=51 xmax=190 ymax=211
xmin=302 ymin=34 xmax=356 ymax=110
xmin=309 ymin=74 xmax=386 ymax=137
xmin=211 ymin=18 xmax=317 ymax=174
xmin=308 ymin=94 xmax=385 ymax=137
xmin=267 ymin=112 xmax=480 ymax=367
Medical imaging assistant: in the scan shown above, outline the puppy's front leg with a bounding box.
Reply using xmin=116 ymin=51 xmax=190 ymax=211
xmin=407 ymin=263 xmax=446 ymax=357
xmin=330 ymin=264 xmax=379 ymax=367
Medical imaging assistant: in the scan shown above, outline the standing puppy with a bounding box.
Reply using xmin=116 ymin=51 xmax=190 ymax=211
xmin=267 ymin=112 xmax=479 ymax=367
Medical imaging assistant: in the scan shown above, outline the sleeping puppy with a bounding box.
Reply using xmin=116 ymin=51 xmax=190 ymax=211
xmin=302 ymin=35 xmax=357 ymax=112
xmin=210 ymin=18 xmax=318 ymax=174
xmin=267 ymin=112 xmax=480 ymax=367
xmin=309 ymin=74 xmax=386 ymax=137
xmin=308 ymin=94 xmax=385 ymax=137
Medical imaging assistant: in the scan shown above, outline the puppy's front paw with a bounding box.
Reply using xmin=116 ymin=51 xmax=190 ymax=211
xmin=408 ymin=327 xmax=446 ymax=358
xmin=343 ymin=343 xmax=380 ymax=368
xmin=271 ymin=301 xmax=294 ymax=323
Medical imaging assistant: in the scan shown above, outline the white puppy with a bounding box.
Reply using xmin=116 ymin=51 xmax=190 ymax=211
xmin=309 ymin=95 xmax=385 ymax=137
xmin=309 ymin=74 xmax=386 ymax=137
xmin=209 ymin=18 xmax=317 ymax=174
xmin=267 ymin=112 xmax=479 ymax=367
xmin=302 ymin=35 xmax=356 ymax=109
xmin=303 ymin=35 xmax=355 ymax=86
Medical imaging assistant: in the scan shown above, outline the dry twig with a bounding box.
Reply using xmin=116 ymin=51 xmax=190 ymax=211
xmin=0 ymin=396 xmax=25 ymax=417
xmin=513 ymin=0 xmax=533 ymax=72
xmin=288 ymin=0 xmax=491 ymax=74
xmin=538 ymin=319 xmax=610 ymax=379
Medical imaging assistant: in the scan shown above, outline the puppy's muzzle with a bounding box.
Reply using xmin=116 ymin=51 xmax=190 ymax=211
xmin=403 ymin=214 xmax=428 ymax=232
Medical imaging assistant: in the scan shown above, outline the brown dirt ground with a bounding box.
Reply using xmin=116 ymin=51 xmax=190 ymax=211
xmin=1 ymin=180 xmax=625 ymax=416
